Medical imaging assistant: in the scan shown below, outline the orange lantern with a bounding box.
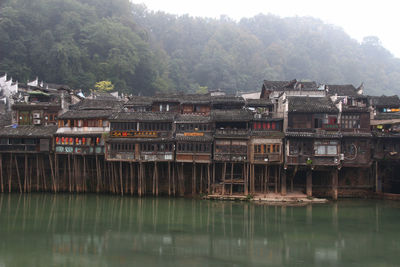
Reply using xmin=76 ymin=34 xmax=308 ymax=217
xmin=76 ymin=138 xmax=79 ymax=144
xmin=69 ymin=138 xmax=73 ymax=144
xmin=96 ymin=137 xmax=100 ymax=144
xmin=82 ymin=138 xmax=86 ymax=144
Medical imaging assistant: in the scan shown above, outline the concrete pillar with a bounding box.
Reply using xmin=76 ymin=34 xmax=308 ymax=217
xmin=332 ymin=169 xmax=338 ymax=200
xmin=306 ymin=169 xmax=312 ymax=197
xmin=281 ymin=168 xmax=287 ymax=196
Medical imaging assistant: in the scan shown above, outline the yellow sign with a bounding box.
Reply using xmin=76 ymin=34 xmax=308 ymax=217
xmin=184 ymin=132 xmax=204 ymax=137
xmin=111 ymin=131 xmax=158 ymax=138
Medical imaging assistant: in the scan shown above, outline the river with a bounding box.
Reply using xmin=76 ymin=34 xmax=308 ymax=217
xmin=0 ymin=194 xmax=399 ymax=266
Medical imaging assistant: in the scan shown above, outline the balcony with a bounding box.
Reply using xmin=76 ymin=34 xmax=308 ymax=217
xmin=215 ymin=129 xmax=249 ymax=137
xmin=322 ymin=123 xmax=339 ymax=131
xmin=0 ymin=144 xmax=38 ymax=153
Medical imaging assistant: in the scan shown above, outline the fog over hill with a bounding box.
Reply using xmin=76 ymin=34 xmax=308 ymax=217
xmin=1 ymin=0 xmax=399 ymax=95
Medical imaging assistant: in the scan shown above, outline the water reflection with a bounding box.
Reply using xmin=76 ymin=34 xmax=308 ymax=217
xmin=0 ymin=194 xmax=400 ymax=266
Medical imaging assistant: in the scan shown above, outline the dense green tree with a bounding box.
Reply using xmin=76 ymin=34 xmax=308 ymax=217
xmin=1 ymin=1 xmax=400 ymax=95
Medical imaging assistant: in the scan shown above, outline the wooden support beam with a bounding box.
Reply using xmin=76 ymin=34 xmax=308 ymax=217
xmin=0 ymin=154 xmax=4 ymax=193
xmin=264 ymin=165 xmax=268 ymax=196
xmin=207 ymin=163 xmax=211 ymax=195
xmin=83 ymin=156 xmax=86 ymax=193
xmin=244 ymin=163 xmax=248 ymax=195
xmin=222 ymin=162 xmax=226 ymax=195
xmin=200 ymin=164 xmax=203 ymax=194
xmin=49 ymin=154 xmax=56 ymax=193
xmin=130 ymin=162 xmax=134 ymax=195
xmin=375 ymin=161 xmax=381 ymax=193
xmin=332 ymin=169 xmax=338 ymax=200
xmin=230 ymin=162 xmax=234 ymax=196
xmin=9 ymin=153 xmax=13 ymax=193
xmin=24 ymin=154 xmax=28 ymax=193
xmin=192 ymin=162 xmax=196 ymax=196
xmin=281 ymin=168 xmax=287 ymax=196
xmin=14 ymin=155 xmax=22 ymax=193
xmin=179 ymin=163 xmax=184 ymax=196
xmin=68 ymin=154 xmax=71 ymax=193
xmin=275 ymin=166 xmax=278 ymax=194
xmin=251 ymin=164 xmax=255 ymax=194
xmin=306 ymin=169 xmax=312 ymax=197
xmin=119 ymin=162 xmax=123 ymax=196
xmin=168 ymin=161 xmax=171 ymax=196
xmin=212 ymin=162 xmax=215 ymax=194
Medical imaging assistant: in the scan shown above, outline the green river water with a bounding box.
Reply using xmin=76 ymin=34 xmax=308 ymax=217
xmin=0 ymin=194 xmax=399 ymax=266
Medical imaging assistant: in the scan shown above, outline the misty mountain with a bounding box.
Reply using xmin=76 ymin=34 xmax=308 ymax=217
xmin=1 ymin=0 xmax=399 ymax=95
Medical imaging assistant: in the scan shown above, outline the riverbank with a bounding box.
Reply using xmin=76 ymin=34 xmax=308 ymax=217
xmin=205 ymin=191 xmax=328 ymax=203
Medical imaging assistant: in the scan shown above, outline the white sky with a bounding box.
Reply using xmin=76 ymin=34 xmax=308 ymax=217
xmin=131 ymin=0 xmax=400 ymax=57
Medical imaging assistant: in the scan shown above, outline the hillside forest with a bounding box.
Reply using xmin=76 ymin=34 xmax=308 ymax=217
xmin=1 ymin=0 xmax=400 ymax=96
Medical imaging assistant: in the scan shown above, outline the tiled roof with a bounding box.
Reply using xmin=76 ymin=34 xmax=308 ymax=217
xmin=263 ymin=79 xmax=318 ymax=91
xmin=370 ymin=95 xmax=400 ymax=107
xmin=70 ymin=98 xmax=123 ymax=110
xmin=59 ymin=109 xmax=114 ymax=119
xmin=326 ymin=84 xmax=358 ymax=96
xmin=245 ymin=98 xmax=273 ymax=107
xmin=211 ymin=109 xmax=253 ymax=121
xmin=175 ymin=114 xmax=211 ymax=123
xmin=125 ymin=96 xmax=153 ymax=106
xmin=288 ymin=96 xmax=338 ymax=113
xmin=180 ymin=94 xmax=211 ymax=104
xmin=110 ymin=112 xmax=175 ymax=122
xmin=0 ymin=125 xmax=57 ymax=138
xmin=211 ymin=95 xmax=245 ymax=106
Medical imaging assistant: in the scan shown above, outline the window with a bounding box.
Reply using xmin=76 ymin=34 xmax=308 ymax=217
xmin=314 ymin=141 xmax=338 ymax=155
xmin=341 ymin=114 xmax=360 ymax=129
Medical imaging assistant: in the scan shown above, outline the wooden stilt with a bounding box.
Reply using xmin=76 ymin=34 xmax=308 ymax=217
xmin=264 ymin=165 xmax=268 ymax=196
xmin=274 ymin=166 xmax=278 ymax=194
xmin=222 ymin=162 xmax=226 ymax=195
xmin=192 ymin=162 xmax=196 ymax=196
xmin=172 ymin=162 xmax=176 ymax=196
xmin=24 ymin=154 xmax=28 ymax=193
xmin=244 ymin=163 xmax=248 ymax=195
xmin=68 ymin=154 xmax=71 ymax=192
xmin=119 ymin=161 xmax=123 ymax=196
xmin=200 ymin=164 xmax=203 ymax=194
xmin=152 ymin=162 xmax=156 ymax=196
xmin=0 ymin=154 xmax=4 ymax=193
xmin=54 ymin=154 xmax=58 ymax=192
xmin=332 ymin=169 xmax=338 ymax=200
xmin=49 ymin=154 xmax=56 ymax=193
xmin=212 ymin=162 xmax=215 ymax=194
xmin=230 ymin=162 xmax=234 ymax=196
xmin=130 ymin=162 xmax=134 ymax=195
xmin=306 ymin=169 xmax=312 ymax=197
xmin=155 ymin=162 xmax=159 ymax=196
xmin=83 ymin=156 xmax=86 ymax=193
xmin=207 ymin=163 xmax=211 ymax=195
xmin=168 ymin=161 xmax=171 ymax=196
xmin=40 ymin=155 xmax=46 ymax=192
xmin=9 ymin=153 xmax=13 ymax=193
xmin=251 ymin=164 xmax=255 ymax=194
xmin=29 ymin=156 xmax=33 ymax=192
xmin=14 ymin=155 xmax=22 ymax=193
xmin=138 ymin=162 xmax=142 ymax=196
xmin=179 ymin=163 xmax=184 ymax=196
xmin=281 ymin=168 xmax=286 ymax=196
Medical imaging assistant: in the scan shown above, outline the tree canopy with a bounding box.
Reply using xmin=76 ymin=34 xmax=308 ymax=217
xmin=1 ymin=0 xmax=400 ymax=95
